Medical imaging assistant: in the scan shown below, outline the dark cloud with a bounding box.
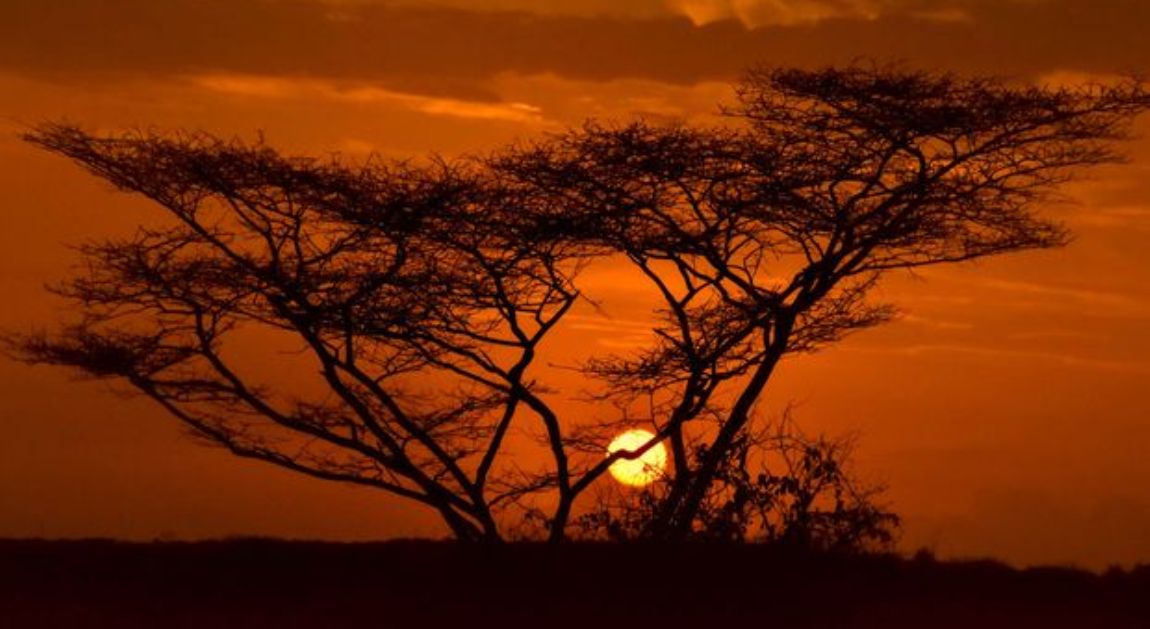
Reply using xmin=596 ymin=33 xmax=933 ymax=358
xmin=364 ymin=0 xmax=673 ymax=19
xmin=1 ymin=0 xmax=1147 ymax=101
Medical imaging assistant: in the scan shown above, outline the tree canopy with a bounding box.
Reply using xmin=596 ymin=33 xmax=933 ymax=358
xmin=10 ymin=65 xmax=1149 ymax=543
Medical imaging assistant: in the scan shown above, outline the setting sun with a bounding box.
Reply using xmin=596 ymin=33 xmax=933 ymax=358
xmin=606 ymin=430 xmax=668 ymax=487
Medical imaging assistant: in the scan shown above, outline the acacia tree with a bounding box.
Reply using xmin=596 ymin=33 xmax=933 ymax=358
xmin=490 ymin=65 xmax=1150 ymax=540
xmin=8 ymin=66 xmax=1149 ymax=542
xmin=10 ymin=126 xmax=588 ymax=542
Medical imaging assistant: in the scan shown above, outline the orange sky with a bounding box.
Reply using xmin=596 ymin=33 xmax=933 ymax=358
xmin=2 ymin=0 xmax=1150 ymax=569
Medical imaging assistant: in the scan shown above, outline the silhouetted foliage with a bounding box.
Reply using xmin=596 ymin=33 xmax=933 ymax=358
xmin=8 ymin=65 xmax=1149 ymax=541
xmin=490 ymin=65 xmax=1150 ymax=539
xmin=574 ymin=413 xmax=898 ymax=551
xmin=10 ymin=127 xmax=588 ymax=542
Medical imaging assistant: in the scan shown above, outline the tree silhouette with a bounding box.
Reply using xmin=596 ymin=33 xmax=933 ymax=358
xmin=489 ymin=65 xmax=1150 ymax=539
xmin=8 ymin=65 xmax=1149 ymax=542
xmin=10 ymin=128 xmax=588 ymax=542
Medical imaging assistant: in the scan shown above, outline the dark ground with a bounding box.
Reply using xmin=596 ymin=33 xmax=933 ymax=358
xmin=1 ymin=539 xmax=1147 ymax=628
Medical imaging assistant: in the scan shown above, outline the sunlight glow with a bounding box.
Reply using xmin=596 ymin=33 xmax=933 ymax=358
xmin=606 ymin=429 xmax=667 ymax=487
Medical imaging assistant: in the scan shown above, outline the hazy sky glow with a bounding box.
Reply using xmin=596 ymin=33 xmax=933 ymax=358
xmin=1 ymin=0 xmax=1149 ymax=569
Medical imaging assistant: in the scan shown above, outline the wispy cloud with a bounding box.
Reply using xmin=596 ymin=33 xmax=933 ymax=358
xmin=898 ymin=314 xmax=974 ymax=331
xmin=1068 ymin=205 xmax=1150 ymax=231
xmin=668 ymin=0 xmax=887 ymax=26
xmin=1007 ymin=329 xmax=1105 ymax=342
xmin=567 ymin=313 xmax=654 ymax=350
xmin=922 ymin=274 xmax=1150 ymax=319
xmin=976 ymin=278 xmax=1140 ymax=307
xmin=844 ymin=343 xmax=1150 ymax=375
xmin=191 ymin=74 xmax=545 ymax=123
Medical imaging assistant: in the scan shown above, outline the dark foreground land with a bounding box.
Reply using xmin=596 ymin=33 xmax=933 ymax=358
xmin=1 ymin=539 xmax=1148 ymax=628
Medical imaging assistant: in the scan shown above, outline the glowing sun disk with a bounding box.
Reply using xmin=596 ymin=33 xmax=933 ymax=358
xmin=606 ymin=429 xmax=667 ymax=487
